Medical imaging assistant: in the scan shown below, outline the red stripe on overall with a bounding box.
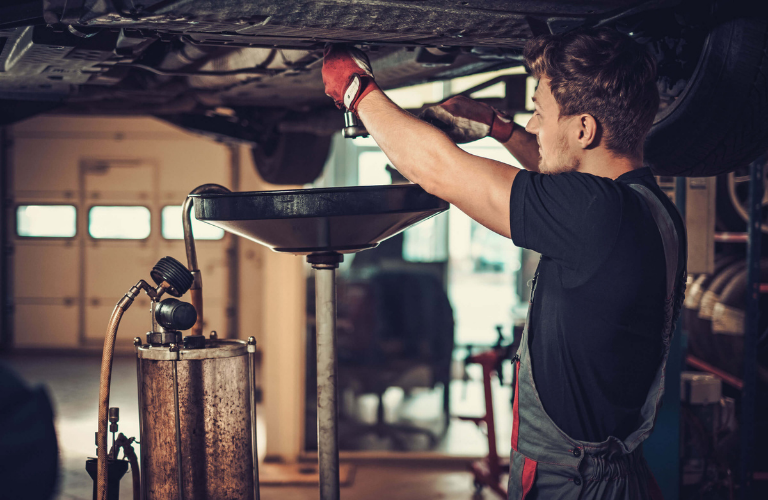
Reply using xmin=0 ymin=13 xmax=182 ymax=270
xmin=511 ymin=359 xmax=520 ymax=451
xmin=511 ymin=358 xmax=536 ymax=499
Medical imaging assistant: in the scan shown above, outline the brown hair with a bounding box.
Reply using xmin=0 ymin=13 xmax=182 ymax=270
xmin=523 ymin=27 xmax=659 ymax=158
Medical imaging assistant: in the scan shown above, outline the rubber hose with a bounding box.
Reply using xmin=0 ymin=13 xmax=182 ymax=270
xmin=96 ymin=304 xmax=126 ymax=500
xmin=130 ymin=457 xmax=140 ymax=500
xmin=122 ymin=441 xmax=140 ymax=500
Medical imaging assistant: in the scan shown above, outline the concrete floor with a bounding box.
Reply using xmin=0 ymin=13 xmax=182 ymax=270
xmin=3 ymin=354 xmax=509 ymax=500
xmin=262 ymin=462 xmax=504 ymax=500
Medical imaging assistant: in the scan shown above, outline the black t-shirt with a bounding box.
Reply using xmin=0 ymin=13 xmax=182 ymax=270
xmin=509 ymin=167 xmax=685 ymax=442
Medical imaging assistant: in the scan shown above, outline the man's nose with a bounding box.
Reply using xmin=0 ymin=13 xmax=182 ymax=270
xmin=525 ymin=118 xmax=537 ymax=135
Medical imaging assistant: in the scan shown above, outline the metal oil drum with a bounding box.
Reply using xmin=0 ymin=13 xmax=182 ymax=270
xmin=136 ymin=339 xmax=256 ymax=500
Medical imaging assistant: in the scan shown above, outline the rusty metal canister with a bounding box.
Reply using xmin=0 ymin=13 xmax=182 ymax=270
xmin=136 ymin=339 xmax=256 ymax=500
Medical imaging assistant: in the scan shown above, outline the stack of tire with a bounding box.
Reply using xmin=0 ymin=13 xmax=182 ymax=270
xmin=684 ymin=253 xmax=768 ymax=473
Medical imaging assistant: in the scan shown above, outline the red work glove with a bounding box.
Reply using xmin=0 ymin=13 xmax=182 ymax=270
xmin=322 ymin=44 xmax=379 ymax=114
xmin=419 ymin=96 xmax=515 ymax=144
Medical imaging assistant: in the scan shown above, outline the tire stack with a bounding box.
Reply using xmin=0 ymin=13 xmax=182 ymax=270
xmin=687 ymin=257 xmax=768 ymax=381
xmin=684 ymin=252 xmax=768 ymax=479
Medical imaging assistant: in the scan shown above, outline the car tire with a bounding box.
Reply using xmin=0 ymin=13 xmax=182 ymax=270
xmin=251 ymin=132 xmax=332 ymax=185
xmin=645 ymin=15 xmax=768 ymax=177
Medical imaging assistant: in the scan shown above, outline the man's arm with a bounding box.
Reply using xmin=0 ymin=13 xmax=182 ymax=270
xmin=418 ymin=95 xmax=541 ymax=172
xmin=358 ymin=90 xmax=519 ymax=238
xmin=499 ymin=124 xmax=541 ymax=173
xmin=321 ymin=44 xmax=521 ymax=237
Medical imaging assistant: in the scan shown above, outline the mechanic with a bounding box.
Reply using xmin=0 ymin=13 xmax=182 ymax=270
xmin=323 ymin=27 xmax=686 ymax=499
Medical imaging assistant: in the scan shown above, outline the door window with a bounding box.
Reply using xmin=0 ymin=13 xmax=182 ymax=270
xmin=88 ymin=206 xmax=151 ymax=239
xmin=16 ymin=205 xmax=77 ymax=237
xmin=160 ymin=205 xmax=224 ymax=240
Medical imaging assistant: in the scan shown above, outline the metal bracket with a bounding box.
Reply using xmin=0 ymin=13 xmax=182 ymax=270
xmin=307 ymin=252 xmax=343 ymax=270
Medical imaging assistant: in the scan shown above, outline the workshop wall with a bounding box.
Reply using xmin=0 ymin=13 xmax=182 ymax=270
xmin=11 ymin=115 xmax=230 ymax=349
xmin=7 ymin=115 xmax=309 ymax=460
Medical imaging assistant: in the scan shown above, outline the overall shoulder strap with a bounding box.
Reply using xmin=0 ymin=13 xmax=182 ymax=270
xmin=620 ymin=183 xmax=686 ymax=452
xmin=629 ymin=184 xmax=680 ymax=301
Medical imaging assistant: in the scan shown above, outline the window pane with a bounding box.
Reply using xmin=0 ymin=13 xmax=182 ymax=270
xmin=161 ymin=205 xmax=225 ymax=240
xmin=357 ymin=151 xmax=392 ymax=186
xmin=17 ymin=205 xmax=76 ymax=237
xmin=403 ymin=212 xmax=448 ymax=263
xmin=89 ymin=206 xmax=151 ymax=239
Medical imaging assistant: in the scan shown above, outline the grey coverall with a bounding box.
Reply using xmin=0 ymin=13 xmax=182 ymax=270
xmin=507 ymin=184 xmax=684 ymax=499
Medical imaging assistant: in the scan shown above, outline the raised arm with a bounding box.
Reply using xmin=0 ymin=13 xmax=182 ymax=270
xmin=420 ymin=95 xmax=541 ymax=172
xmin=322 ymin=44 xmax=522 ymax=238
xmin=357 ymin=91 xmax=519 ymax=238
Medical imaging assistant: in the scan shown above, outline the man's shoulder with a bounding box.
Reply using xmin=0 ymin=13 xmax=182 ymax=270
xmin=524 ymin=169 xmax=626 ymax=206
xmin=615 ymin=170 xmax=685 ymax=230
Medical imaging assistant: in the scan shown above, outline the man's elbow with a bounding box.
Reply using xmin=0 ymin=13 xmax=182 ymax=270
xmin=409 ymin=139 xmax=461 ymax=201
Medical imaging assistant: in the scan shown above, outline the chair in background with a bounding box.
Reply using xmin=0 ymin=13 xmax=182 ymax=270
xmin=337 ymin=270 xmax=455 ymax=450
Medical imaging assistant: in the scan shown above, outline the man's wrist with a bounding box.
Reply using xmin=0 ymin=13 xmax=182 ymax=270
xmin=490 ymin=113 xmax=515 ymax=143
xmin=356 ymin=86 xmax=388 ymax=118
xmin=350 ymin=79 xmax=379 ymax=114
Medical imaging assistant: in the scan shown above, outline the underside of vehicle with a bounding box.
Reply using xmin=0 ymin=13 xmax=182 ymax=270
xmin=2 ymin=0 xmax=768 ymax=182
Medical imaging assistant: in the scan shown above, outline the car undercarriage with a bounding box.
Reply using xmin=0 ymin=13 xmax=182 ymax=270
xmin=2 ymin=0 xmax=768 ymax=181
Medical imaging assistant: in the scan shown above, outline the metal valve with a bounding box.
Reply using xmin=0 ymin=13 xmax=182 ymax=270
xmin=155 ymin=298 xmax=197 ymax=331
xmin=108 ymin=407 xmax=119 ymax=427
xmin=109 ymin=407 xmax=119 ymax=459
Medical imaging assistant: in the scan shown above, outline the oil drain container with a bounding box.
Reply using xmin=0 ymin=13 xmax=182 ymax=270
xmin=136 ymin=338 xmax=257 ymax=500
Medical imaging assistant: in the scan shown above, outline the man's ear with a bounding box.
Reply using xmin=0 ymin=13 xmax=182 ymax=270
xmin=577 ymin=114 xmax=598 ymax=149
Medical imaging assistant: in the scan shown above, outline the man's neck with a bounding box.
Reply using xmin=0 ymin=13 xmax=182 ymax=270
xmin=577 ymin=149 xmax=644 ymax=180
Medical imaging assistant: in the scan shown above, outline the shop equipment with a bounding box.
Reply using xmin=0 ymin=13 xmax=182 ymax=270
xmin=89 ymin=184 xmax=262 ymax=500
xmin=192 ymin=183 xmax=448 ymax=500
xmin=456 ymin=326 xmax=517 ymax=498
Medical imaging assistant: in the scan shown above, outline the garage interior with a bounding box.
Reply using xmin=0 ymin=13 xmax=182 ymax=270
xmin=1 ymin=1 xmax=767 ymax=500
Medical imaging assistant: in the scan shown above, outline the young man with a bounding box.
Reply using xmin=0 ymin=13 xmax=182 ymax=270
xmin=323 ymin=27 xmax=686 ymax=499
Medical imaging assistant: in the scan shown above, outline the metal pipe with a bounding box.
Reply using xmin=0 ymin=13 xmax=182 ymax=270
xmin=741 ymin=154 xmax=765 ymax=500
xmin=134 ymin=339 xmax=146 ymax=500
xmin=311 ymin=255 xmax=342 ymax=500
xmin=171 ymin=347 xmax=184 ymax=500
xmin=247 ymin=337 xmax=261 ymax=500
xmin=183 ymin=184 xmax=231 ymax=337
xmin=227 ymin=146 xmax=241 ymax=339
xmin=686 ymin=355 xmax=744 ymax=390
xmin=114 ymin=62 xmax=281 ymax=77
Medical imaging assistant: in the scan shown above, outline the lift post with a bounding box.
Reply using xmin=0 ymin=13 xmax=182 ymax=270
xmin=308 ymin=252 xmax=344 ymax=500
xmin=741 ymin=155 xmax=765 ymax=500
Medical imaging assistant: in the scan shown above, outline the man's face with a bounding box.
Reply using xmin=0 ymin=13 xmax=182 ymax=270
xmin=525 ymin=79 xmax=580 ymax=174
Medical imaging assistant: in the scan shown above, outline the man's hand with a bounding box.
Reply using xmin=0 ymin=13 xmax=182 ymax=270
xmin=419 ymin=96 xmax=515 ymax=144
xmin=322 ymin=44 xmax=379 ymax=114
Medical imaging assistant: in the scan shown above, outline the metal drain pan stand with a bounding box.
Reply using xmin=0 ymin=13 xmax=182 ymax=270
xmin=191 ymin=184 xmax=448 ymax=254
xmin=192 ymin=184 xmax=449 ymax=500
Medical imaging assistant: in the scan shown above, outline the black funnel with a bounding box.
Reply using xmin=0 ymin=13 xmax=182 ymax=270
xmin=192 ymin=184 xmax=449 ymax=254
